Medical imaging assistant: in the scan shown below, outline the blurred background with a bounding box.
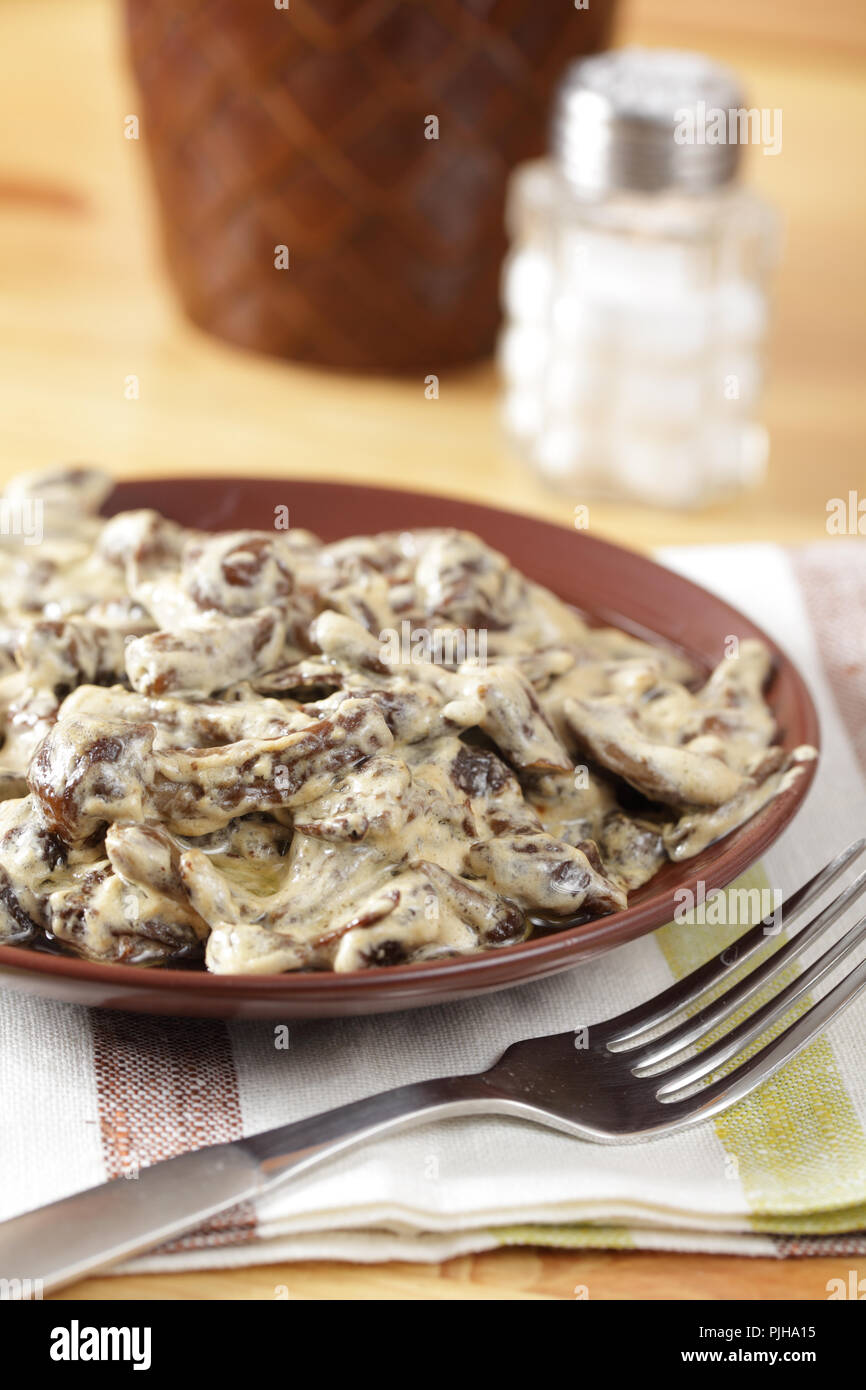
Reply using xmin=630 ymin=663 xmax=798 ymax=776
xmin=0 ymin=0 xmax=863 ymax=547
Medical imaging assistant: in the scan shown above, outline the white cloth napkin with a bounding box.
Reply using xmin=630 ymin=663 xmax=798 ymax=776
xmin=3 ymin=541 xmax=866 ymax=1270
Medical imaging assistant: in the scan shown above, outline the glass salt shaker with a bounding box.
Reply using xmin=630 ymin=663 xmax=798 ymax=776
xmin=499 ymin=49 xmax=780 ymax=508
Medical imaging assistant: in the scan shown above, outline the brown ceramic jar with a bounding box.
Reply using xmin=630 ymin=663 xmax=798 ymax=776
xmin=124 ymin=0 xmax=615 ymax=371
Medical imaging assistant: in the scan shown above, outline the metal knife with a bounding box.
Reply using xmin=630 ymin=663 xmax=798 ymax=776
xmin=0 ymin=1074 xmax=499 ymax=1292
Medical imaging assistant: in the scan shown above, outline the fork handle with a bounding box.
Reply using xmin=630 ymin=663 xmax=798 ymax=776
xmin=0 ymin=1073 xmax=503 ymax=1293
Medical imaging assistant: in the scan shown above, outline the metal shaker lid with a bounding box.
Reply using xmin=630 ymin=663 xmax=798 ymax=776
xmin=553 ymin=47 xmax=746 ymax=196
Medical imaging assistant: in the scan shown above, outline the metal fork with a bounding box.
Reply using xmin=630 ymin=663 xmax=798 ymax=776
xmin=3 ymin=839 xmax=866 ymax=1294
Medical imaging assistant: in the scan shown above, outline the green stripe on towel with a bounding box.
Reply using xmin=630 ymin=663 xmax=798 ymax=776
xmin=656 ymin=865 xmax=866 ymax=1225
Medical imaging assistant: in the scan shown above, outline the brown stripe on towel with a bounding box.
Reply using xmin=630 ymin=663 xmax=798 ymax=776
xmin=791 ymin=541 xmax=866 ymax=775
xmin=773 ymin=1232 xmax=866 ymax=1258
xmin=91 ymin=1012 xmax=256 ymax=1251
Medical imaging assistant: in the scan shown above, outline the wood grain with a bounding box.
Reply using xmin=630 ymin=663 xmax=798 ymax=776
xmin=52 ymin=1251 xmax=866 ymax=1302
xmin=2 ymin=0 xmax=864 ymax=1300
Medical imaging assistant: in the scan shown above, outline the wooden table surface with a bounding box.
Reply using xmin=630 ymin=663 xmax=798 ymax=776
xmin=1 ymin=0 xmax=863 ymax=1300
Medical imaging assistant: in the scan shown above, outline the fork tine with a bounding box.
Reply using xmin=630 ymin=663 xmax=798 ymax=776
xmin=655 ymin=908 xmax=866 ymax=1097
xmin=632 ymin=866 xmax=866 ymax=1071
xmin=649 ymin=953 xmax=866 ymax=1133
xmin=605 ymin=837 xmax=866 ymax=1046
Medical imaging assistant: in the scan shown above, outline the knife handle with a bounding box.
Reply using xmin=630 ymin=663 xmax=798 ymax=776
xmin=0 ymin=1144 xmax=263 ymax=1294
xmin=0 ymin=1072 xmax=501 ymax=1293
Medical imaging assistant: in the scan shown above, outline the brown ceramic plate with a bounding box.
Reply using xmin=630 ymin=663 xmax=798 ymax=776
xmin=0 ymin=478 xmax=818 ymax=1019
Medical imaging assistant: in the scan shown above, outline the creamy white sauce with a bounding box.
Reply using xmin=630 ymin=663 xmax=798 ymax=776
xmin=0 ymin=466 xmax=814 ymax=972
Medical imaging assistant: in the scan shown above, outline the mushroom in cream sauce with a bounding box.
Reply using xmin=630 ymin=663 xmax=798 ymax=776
xmin=0 ymin=466 xmax=814 ymax=972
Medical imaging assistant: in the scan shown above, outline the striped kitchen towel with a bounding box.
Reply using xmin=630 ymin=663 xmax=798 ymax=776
xmin=2 ymin=540 xmax=866 ymax=1270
